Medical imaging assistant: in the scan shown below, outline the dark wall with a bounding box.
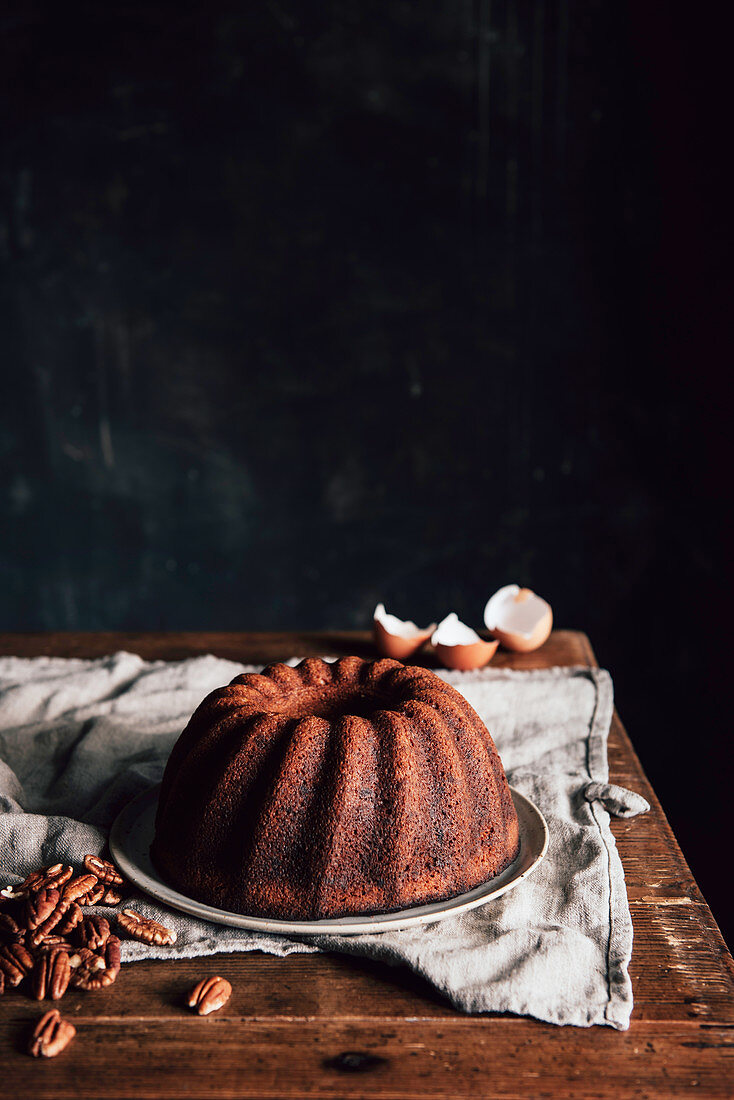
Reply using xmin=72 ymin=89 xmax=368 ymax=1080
xmin=1 ymin=3 xmax=731 ymax=944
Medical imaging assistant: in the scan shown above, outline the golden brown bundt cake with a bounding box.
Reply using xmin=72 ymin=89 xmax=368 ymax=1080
xmin=151 ymin=656 xmax=520 ymax=920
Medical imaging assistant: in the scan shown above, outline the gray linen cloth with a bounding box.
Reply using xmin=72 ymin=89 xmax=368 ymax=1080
xmin=0 ymin=652 xmax=647 ymax=1029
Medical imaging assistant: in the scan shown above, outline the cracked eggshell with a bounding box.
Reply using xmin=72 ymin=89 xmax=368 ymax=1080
xmin=483 ymin=585 xmax=553 ymax=652
xmin=373 ymin=604 xmax=436 ymax=660
xmin=429 ymin=613 xmax=499 ymax=670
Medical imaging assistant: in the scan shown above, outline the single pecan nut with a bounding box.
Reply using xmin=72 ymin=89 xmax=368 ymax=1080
xmin=75 ymin=915 xmax=110 ymax=951
xmin=188 ymin=976 xmax=232 ymax=1016
xmin=28 ymin=1009 xmax=76 ymax=1058
xmin=29 ymin=899 xmax=69 ymax=945
xmin=83 ymin=855 xmax=124 ymax=887
xmin=77 ymin=880 xmax=106 ymax=906
xmin=100 ymin=887 xmax=123 ymax=905
xmin=69 ymin=935 xmax=121 ymax=990
xmin=16 ymin=864 xmax=74 ymax=897
xmin=55 ymin=903 xmax=84 ymax=936
xmin=35 ymin=936 xmax=73 ymax=951
xmin=105 ymin=934 xmax=121 ymax=975
xmin=89 ymin=934 xmax=120 ymax=989
xmin=62 ymin=874 xmax=99 ymax=905
xmin=25 ymin=888 xmax=61 ymax=932
xmin=32 ymin=947 xmax=71 ymax=1001
xmin=0 ymin=942 xmax=34 ymax=986
xmin=118 ymin=909 xmax=176 ymax=946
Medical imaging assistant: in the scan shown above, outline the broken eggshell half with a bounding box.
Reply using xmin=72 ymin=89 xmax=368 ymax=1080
xmin=373 ymin=604 xmax=436 ymax=660
xmin=483 ymin=585 xmax=553 ymax=652
xmin=429 ymin=613 xmax=499 ymax=670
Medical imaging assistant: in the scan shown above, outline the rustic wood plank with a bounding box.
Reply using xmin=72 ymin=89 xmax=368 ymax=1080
xmin=1 ymin=1018 xmax=732 ymax=1098
xmin=604 ymin=717 xmax=734 ymax=1023
xmin=1 ymin=629 xmax=732 ymax=1097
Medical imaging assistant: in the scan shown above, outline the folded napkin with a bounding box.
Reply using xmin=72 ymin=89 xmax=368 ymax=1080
xmin=0 ymin=652 xmax=646 ymax=1029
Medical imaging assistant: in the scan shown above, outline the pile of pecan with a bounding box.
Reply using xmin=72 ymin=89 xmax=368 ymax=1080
xmin=0 ymin=854 xmax=181 ymax=1057
xmin=0 ymin=857 xmax=126 ymax=999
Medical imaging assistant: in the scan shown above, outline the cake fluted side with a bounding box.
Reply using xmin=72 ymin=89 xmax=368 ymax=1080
xmin=151 ymin=656 xmax=520 ymax=919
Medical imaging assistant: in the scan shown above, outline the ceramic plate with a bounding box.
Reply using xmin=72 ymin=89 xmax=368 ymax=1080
xmin=110 ymin=785 xmax=548 ymax=936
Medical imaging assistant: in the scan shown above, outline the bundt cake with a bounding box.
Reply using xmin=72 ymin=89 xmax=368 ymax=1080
xmin=151 ymin=656 xmax=520 ymax=920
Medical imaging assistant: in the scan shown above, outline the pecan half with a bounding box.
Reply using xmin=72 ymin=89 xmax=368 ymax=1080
xmin=118 ymin=909 xmax=176 ymax=946
xmin=29 ymin=900 xmax=66 ymax=946
xmin=35 ymin=936 xmax=73 ymax=951
xmin=75 ymin=915 xmax=110 ymax=951
xmin=17 ymin=864 xmax=73 ymax=897
xmin=77 ymin=880 xmax=106 ymax=906
xmin=26 ymin=888 xmax=61 ymax=932
xmin=69 ymin=935 xmax=120 ymax=990
xmin=100 ymin=887 xmax=122 ymax=905
xmin=28 ymin=1009 xmax=76 ymax=1058
xmin=0 ymin=942 xmax=34 ymax=986
xmin=32 ymin=947 xmax=71 ymax=1001
xmin=62 ymin=874 xmax=99 ymax=905
xmin=83 ymin=855 xmax=124 ymax=887
xmin=187 ymin=976 xmax=232 ymax=1016
xmin=55 ymin=902 xmax=83 ymax=936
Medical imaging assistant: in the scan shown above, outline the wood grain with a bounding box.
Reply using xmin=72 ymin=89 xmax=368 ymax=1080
xmin=0 ymin=628 xmax=585 ymax=667
xmin=1 ymin=630 xmax=732 ymax=1097
xmin=2 ymin=1019 xmax=733 ymax=1099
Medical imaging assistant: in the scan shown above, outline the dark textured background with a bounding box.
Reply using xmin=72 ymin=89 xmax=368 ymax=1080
xmin=1 ymin=2 xmax=732 ymax=944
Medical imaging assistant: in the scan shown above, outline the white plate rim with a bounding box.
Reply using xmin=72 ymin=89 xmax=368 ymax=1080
xmin=110 ymin=785 xmax=548 ymax=936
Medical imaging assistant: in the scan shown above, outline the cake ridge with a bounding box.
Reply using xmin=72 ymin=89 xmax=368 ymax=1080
xmin=376 ymin=709 xmax=421 ymax=896
xmin=242 ymin=712 xmax=335 ymax=915
xmin=312 ymin=713 xmax=376 ymax=915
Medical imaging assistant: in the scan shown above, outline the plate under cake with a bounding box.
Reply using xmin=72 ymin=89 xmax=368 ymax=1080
xmin=112 ymin=784 xmax=548 ymax=935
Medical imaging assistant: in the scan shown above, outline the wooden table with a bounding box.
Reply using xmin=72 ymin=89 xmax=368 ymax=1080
xmin=1 ymin=630 xmax=732 ymax=1098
